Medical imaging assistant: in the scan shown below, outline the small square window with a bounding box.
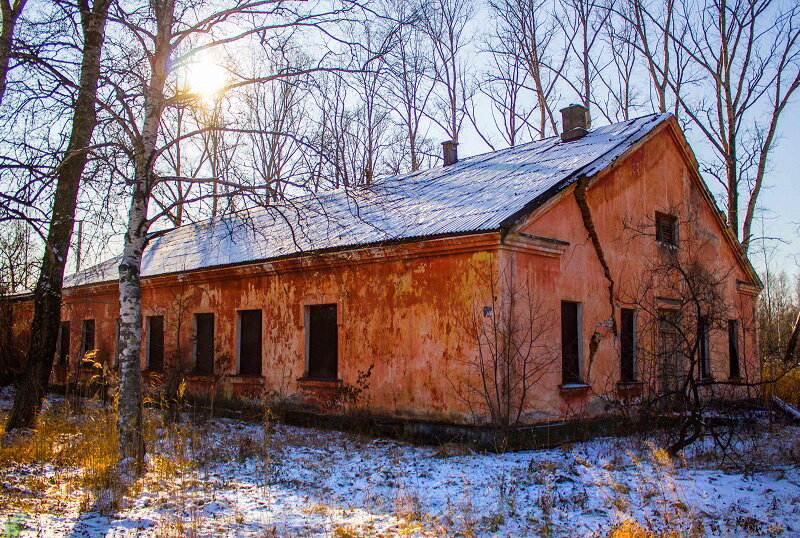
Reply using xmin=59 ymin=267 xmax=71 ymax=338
xmin=655 ymin=212 xmax=678 ymax=246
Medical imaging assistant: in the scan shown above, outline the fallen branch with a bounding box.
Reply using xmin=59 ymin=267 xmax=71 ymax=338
xmin=772 ymin=396 xmax=800 ymax=422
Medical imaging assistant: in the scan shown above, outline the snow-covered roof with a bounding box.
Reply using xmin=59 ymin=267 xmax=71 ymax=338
xmin=66 ymin=113 xmax=671 ymax=287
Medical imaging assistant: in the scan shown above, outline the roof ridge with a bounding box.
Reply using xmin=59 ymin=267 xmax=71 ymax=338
xmin=64 ymin=113 xmax=671 ymax=287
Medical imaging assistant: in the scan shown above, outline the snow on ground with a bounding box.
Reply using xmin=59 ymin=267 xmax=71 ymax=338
xmin=1 ymin=387 xmax=799 ymax=537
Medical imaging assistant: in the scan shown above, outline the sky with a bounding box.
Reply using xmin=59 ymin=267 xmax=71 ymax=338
xmin=456 ymin=100 xmax=800 ymax=279
xmin=63 ymin=2 xmax=800 ymax=282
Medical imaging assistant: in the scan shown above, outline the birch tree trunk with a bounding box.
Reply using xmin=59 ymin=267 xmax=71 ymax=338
xmin=785 ymin=311 xmax=800 ymax=364
xmin=116 ymin=0 xmax=172 ymax=469
xmin=5 ymin=0 xmax=111 ymax=432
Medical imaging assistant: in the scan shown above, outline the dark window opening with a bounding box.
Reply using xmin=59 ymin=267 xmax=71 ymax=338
xmin=620 ymin=309 xmax=636 ymax=382
xmin=307 ymin=304 xmax=338 ymax=380
xmin=58 ymin=321 xmax=70 ymax=366
xmin=238 ymin=310 xmax=262 ymax=376
xmin=698 ymin=316 xmax=710 ymax=379
xmin=655 ymin=212 xmax=678 ymax=246
xmin=194 ymin=313 xmax=214 ymax=375
xmin=728 ymin=320 xmax=740 ymax=378
xmin=658 ymin=309 xmax=682 ymax=393
xmin=561 ymin=301 xmax=581 ymax=384
xmin=81 ymin=319 xmax=95 ymax=360
xmin=147 ymin=316 xmax=164 ymax=372
xmin=114 ymin=318 xmax=120 ymax=369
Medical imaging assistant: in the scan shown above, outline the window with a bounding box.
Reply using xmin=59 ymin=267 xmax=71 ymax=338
xmin=238 ymin=310 xmax=262 ymax=376
xmin=57 ymin=321 xmax=70 ymax=366
xmin=194 ymin=313 xmax=214 ymax=375
xmin=655 ymin=212 xmax=678 ymax=246
xmin=561 ymin=301 xmax=582 ymax=384
xmin=80 ymin=319 xmax=95 ymax=360
xmin=620 ymin=309 xmax=636 ymax=382
xmin=698 ymin=316 xmax=710 ymax=379
xmin=147 ymin=315 xmax=164 ymax=372
xmin=306 ymin=304 xmax=338 ymax=380
xmin=114 ymin=318 xmax=120 ymax=369
xmin=658 ymin=310 xmax=681 ymax=392
xmin=728 ymin=320 xmax=740 ymax=378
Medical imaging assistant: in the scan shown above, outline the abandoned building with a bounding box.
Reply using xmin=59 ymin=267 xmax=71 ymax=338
xmin=4 ymin=106 xmax=762 ymax=426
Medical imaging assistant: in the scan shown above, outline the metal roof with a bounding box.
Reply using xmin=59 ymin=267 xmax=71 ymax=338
xmin=65 ymin=113 xmax=671 ymax=287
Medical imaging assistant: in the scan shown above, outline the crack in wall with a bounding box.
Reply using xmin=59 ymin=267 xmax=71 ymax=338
xmin=573 ymin=176 xmax=618 ymax=377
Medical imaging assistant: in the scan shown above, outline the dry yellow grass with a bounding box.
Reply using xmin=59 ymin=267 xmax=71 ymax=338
xmin=0 ymin=398 xmax=203 ymax=519
xmin=763 ymin=359 xmax=800 ymax=407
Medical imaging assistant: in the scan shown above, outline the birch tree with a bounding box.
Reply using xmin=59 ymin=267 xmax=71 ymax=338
xmin=108 ymin=0 xmax=380 ymax=470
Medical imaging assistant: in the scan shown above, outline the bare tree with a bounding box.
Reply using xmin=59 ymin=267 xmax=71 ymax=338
xmin=473 ymin=32 xmax=535 ymax=148
xmin=596 ymin=2 xmax=642 ymax=122
xmin=611 ymin=213 xmax=786 ymax=459
xmin=452 ymin=265 xmax=557 ymax=426
xmin=0 ymin=220 xmax=38 ymax=294
xmin=5 ymin=0 xmax=112 ymax=432
xmin=420 ymin=0 xmax=475 ymax=143
xmin=489 ymin=0 xmax=566 ymax=138
xmin=0 ymin=0 xmax=26 ymax=106
xmin=108 ymin=0 xmax=382 ymax=471
xmin=382 ymin=0 xmax=435 ymax=171
xmin=620 ymin=0 xmax=684 ymax=114
xmin=242 ymin=40 xmax=310 ymax=202
xmin=558 ymin=0 xmax=612 ymax=122
xmin=626 ymin=0 xmax=800 ymax=251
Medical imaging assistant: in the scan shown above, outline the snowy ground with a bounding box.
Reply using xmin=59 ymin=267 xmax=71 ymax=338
xmin=1 ymin=388 xmax=799 ymax=537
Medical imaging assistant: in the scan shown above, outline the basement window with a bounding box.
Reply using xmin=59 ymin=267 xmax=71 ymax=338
xmin=194 ymin=313 xmax=214 ymax=375
xmin=147 ymin=316 xmax=164 ymax=372
xmin=728 ymin=320 xmax=741 ymax=378
xmin=561 ymin=301 xmax=582 ymax=385
xmin=655 ymin=212 xmax=678 ymax=246
xmin=306 ymin=304 xmax=338 ymax=380
xmin=620 ymin=309 xmax=636 ymax=382
xmin=238 ymin=309 xmax=262 ymax=376
xmin=57 ymin=321 xmax=70 ymax=366
xmin=80 ymin=319 xmax=95 ymax=360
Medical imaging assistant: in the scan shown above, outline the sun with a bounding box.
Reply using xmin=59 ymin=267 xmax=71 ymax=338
xmin=187 ymin=57 xmax=228 ymax=102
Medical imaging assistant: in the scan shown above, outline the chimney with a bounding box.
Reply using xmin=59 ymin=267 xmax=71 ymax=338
xmin=442 ymin=140 xmax=458 ymax=166
xmin=560 ymin=104 xmax=590 ymax=142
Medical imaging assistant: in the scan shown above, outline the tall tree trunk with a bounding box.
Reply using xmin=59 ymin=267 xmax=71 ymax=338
xmin=785 ymin=311 xmax=800 ymax=364
xmin=116 ymin=0 xmax=172 ymax=470
xmin=0 ymin=0 xmax=26 ymax=106
xmin=5 ymin=0 xmax=110 ymax=431
xmin=116 ymin=187 xmax=148 ymax=468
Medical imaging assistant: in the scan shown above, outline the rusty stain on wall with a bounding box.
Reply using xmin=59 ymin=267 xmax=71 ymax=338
xmin=4 ymin=120 xmax=761 ymax=425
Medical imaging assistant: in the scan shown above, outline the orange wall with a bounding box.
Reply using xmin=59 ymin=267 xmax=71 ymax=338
xmin=25 ymin=235 xmax=502 ymax=422
xmin=512 ymin=124 xmax=759 ymax=419
xmin=4 ymin=121 xmax=760 ymax=425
